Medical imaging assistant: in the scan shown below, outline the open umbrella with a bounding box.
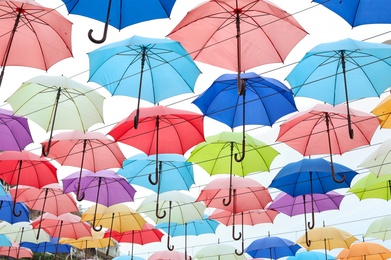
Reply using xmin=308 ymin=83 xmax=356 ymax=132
xmin=286 ymin=38 xmax=391 ymax=138
xmin=359 ymin=138 xmax=391 ymax=177
xmin=62 ymin=169 xmax=136 ymax=228
xmin=108 ymin=223 xmax=164 ymax=259
xmin=59 ymin=229 xmax=114 ymax=250
xmin=0 ymin=150 xmax=57 ymax=216
xmin=88 ymin=35 xmax=201 ymax=127
xmin=364 ymin=216 xmax=391 ymax=241
xmin=277 ymin=103 xmax=378 ymax=182
xmin=109 ymin=105 xmax=204 ymax=186
xmin=0 ymin=0 xmax=72 ymax=86
xmin=6 ymin=75 xmax=105 ymax=156
xmin=336 ymin=241 xmax=391 ymax=260
xmin=188 ymin=131 xmax=278 ymax=206
xmin=0 ymin=222 xmax=51 ymax=245
xmin=194 ymin=244 xmax=246 ymax=260
xmin=168 ymin=0 xmax=307 ymax=94
xmin=312 ymin=0 xmax=391 ymax=27
xmin=61 ymin=0 xmax=177 ymax=43
xmin=0 ymin=242 xmax=33 ymax=259
xmin=371 ymin=95 xmax=391 ymax=129
xmin=21 ymin=237 xmax=71 ymax=254
xmin=148 ymin=250 xmax=190 ymax=260
xmin=192 ymin=72 xmax=296 ymax=160
xmin=0 ymin=108 xmax=33 ymax=151
xmin=0 ymin=194 xmax=29 ymax=224
xmin=286 ymin=251 xmax=336 ymax=260
xmin=245 ymin=236 xmax=302 ymax=260
xmin=41 ymin=130 xmax=125 ymax=200
xmin=348 ymin=173 xmax=391 ymax=201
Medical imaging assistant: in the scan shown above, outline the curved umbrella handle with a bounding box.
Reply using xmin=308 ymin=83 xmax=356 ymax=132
xmin=167 ymin=235 xmax=174 ymax=251
xmin=232 ymin=222 xmax=242 ymax=241
xmin=234 ymin=137 xmax=246 ymax=162
xmin=76 ymin=187 xmax=85 ymax=201
xmin=166 ymin=201 xmax=174 ymax=251
xmin=42 ymin=87 xmax=62 ymax=157
xmin=307 ymin=207 xmax=315 ymax=230
xmin=235 ymin=240 xmax=244 ymax=256
xmin=12 ymin=161 xmax=22 ymax=217
xmin=41 ymin=140 xmax=52 ymax=157
xmin=155 ymin=201 xmax=166 ymax=219
xmin=305 ymin=231 xmax=311 ymax=247
xmin=148 ymin=156 xmax=161 ymax=185
xmin=87 ymin=0 xmax=112 ymax=44
xmin=92 ymin=178 xmax=103 ymax=231
xmin=222 ymin=186 xmax=233 ymax=206
xmin=331 ymin=163 xmax=346 ymax=183
xmin=12 ymin=200 xmax=21 ymax=217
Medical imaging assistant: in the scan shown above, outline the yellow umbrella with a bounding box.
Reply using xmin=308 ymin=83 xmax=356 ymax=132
xmin=372 ymin=95 xmax=391 ymax=128
xmin=81 ymin=203 xmax=146 ymax=233
xmin=336 ymin=242 xmax=391 ymax=260
xmin=59 ymin=230 xmax=114 ymax=250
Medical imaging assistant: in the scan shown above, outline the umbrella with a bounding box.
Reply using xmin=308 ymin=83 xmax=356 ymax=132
xmin=148 ymin=250 xmax=190 ymax=260
xmin=336 ymin=241 xmax=391 ymax=260
xmin=0 ymin=0 xmax=72 ymax=86
xmin=21 ymin=237 xmax=71 ymax=254
xmin=0 ymin=242 xmax=33 ymax=259
xmin=364 ymin=216 xmax=391 ymax=241
xmin=31 ymin=213 xmax=92 ymax=240
xmin=193 ymin=244 xmax=246 ymax=260
xmin=245 ymin=236 xmax=302 ymax=259
xmin=192 ymin=72 xmax=296 ymax=160
xmin=359 ymin=138 xmax=391 ymax=176
xmin=0 ymin=108 xmax=33 ymax=151
xmin=0 ymin=150 xmax=57 ymax=216
xmin=0 ymin=234 xmax=11 ymax=247
xmin=276 ymin=103 xmax=378 ymax=182
xmin=114 ymin=256 xmax=144 ymax=260
xmin=61 ymin=0 xmax=177 ymax=43
xmin=0 ymin=222 xmax=51 ymax=245
xmin=312 ymin=0 xmax=391 ymax=27
xmin=286 ymin=38 xmax=391 ymax=138
xmin=168 ymin=0 xmax=307 ymax=94
xmin=137 ymin=191 xmax=206 ymax=251
xmin=108 ymin=223 xmax=164 ymax=259
xmin=6 ymin=75 xmax=105 ymax=156
xmin=109 ymin=105 xmax=204 ymax=185
xmin=41 ymin=130 xmax=125 ymax=200
xmin=188 ymin=131 xmax=278 ymax=205
xmin=62 ymin=169 xmax=136 ymax=229
xmin=156 ymin=215 xmax=219 ymax=260
xmin=59 ymin=229 xmax=114 ymax=250
xmin=88 ymin=35 xmax=201 ymax=126
xmin=286 ymin=251 xmax=336 ymax=260
xmin=118 ymin=153 xmax=194 ymax=193
xmin=0 ymin=194 xmax=29 ymax=224
xmin=371 ymin=95 xmax=391 ymax=129
xmin=348 ymin=173 xmax=391 ymax=201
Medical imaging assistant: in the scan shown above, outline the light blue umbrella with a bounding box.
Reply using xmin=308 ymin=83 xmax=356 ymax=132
xmin=0 ymin=234 xmax=11 ymax=247
xmin=88 ymin=35 xmax=201 ymax=128
xmin=286 ymin=251 xmax=335 ymax=260
xmin=113 ymin=256 xmax=144 ymax=260
xmin=0 ymin=184 xmax=6 ymax=197
xmin=286 ymin=38 xmax=391 ymax=138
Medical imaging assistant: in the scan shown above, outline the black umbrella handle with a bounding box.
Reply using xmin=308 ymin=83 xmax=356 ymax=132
xmin=42 ymin=87 xmax=62 ymax=157
xmin=88 ymin=0 xmax=112 ymax=43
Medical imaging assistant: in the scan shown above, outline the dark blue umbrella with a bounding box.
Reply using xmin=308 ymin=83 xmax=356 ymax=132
xmin=193 ymin=72 xmax=296 ymax=161
xmin=312 ymin=0 xmax=391 ymax=27
xmin=245 ymin=236 xmax=302 ymax=259
xmin=0 ymin=194 xmax=29 ymax=224
xmin=21 ymin=237 xmax=71 ymax=254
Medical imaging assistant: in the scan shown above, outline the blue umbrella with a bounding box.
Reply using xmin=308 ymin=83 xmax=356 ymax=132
xmin=193 ymin=72 xmax=296 ymax=161
xmin=156 ymin=215 xmax=219 ymax=260
xmin=61 ymin=0 xmax=177 ymax=43
xmin=21 ymin=237 xmax=71 ymax=254
xmin=117 ymin=153 xmax=194 ymax=192
xmin=312 ymin=0 xmax=391 ymax=27
xmin=113 ymin=256 xmax=145 ymax=260
xmin=245 ymin=236 xmax=302 ymax=259
xmin=88 ymin=35 xmax=200 ymax=128
xmin=0 ymin=194 xmax=29 ymax=224
xmin=286 ymin=38 xmax=391 ymax=138
xmin=286 ymin=251 xmax=335 ymax=260
xmin=0 ymin=234 xmax=11 ymax=247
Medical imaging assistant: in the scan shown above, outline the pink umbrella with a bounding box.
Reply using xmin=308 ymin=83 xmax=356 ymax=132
xmin=0 ymin=242 xmax=33 ymax=259
xmin=148 ymin=250 xmax=191 ymax=260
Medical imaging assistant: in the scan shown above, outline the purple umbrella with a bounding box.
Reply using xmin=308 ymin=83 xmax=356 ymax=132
xmin=62 ymin=169 xmax=136 ymax=231
xmin=0 ymin=108 xmax=33 ymax=151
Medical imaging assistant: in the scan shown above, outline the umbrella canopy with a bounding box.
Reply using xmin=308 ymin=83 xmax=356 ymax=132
xmin=168 ymin=0 xmax=307 ymax=94
xmin=0 ymin=194 xmax=29 ymax=224
xmin=0 ymin=222 xmax=51 ymax=244
xmin=6 ymin=75 xmax=105 ymax=156
xmin=21 ymin=237 xmax=71 ymax=254
xmin=0 ymin=234 xmax=11 ymax=247
xmin=287 ymin=251 xmax=335 ymax=260
xmin=0 ymin=0 xmax=72 ymax=85
xmin=0 ymin=242 xmax=33 ymax=259
xmin=59 ymin=230 xmax=114 ymax=249
xmin=62 ymin=0 xmax=177 ymax=43
xmin=359 ymin=138 xmax=391 ymax=176
xmin=371 ymin=95 xmax=391 ymax=129
xmin=312 ymin=0 xmax=391 ymax=27
xmin=336 ymin=242 xmax=391 ymax=260
xmin=348 ymin=173 xmax=391 ymax=201
xmin=148 ymin=250 xmax=190 ymax=260
xmin=194 ymin=244 xmax=246 ymax=260
xmin=118 ymin=153 xmax=194 ymax=193
xmin=245 ymin=236 xmax=302 ymax=259
xmin=209 ymin=208 xmax=278 ymax=226
xmin=31 ymin=213 xmax=92 ymax=240
xmin=0 ymin=108 xmax=33 ymax=151
xmin=364 ymin=216 xmax=391 ymax=241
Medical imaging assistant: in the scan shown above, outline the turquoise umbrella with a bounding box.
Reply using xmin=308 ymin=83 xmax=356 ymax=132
xmin=286 ymin=251 xmax=335 ymax=260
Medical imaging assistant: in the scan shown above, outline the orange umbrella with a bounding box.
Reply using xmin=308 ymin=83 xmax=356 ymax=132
xmin=337 ymin=242 xmax=391 ymax=260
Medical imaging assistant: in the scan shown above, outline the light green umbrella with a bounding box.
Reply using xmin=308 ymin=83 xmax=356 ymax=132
xmin=6 ymin=75 xmax=105 ymax=156
xmin=194 ymin=244 xmax=246 ymax=260
xmin=187 ymin=131 xmax=279 ymax=206
xmin=359 ymin=138 xmax=391 ymax=177
xmin=364 ymin=216 xmax=391 ymax=241
xmin=348 ymin=173 xmax=391 ymax=201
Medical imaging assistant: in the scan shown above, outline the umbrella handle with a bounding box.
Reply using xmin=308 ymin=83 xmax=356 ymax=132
xmin=307 ymin=209 xmax=315 ymax=230
xmin=41 ymin=141 xmax=51 ymax=157
xmin=87 ymin=0 xmax=112 ymax=43
xmin=156 ymin=201 xmax=166 ymax=219
xmin=76 ymin=189 xmax=85 ymax=202
xmin=167 ymin=235 xmax=174 ymax=251
xmin=331 ymin=163 xmax=346 ymax=183
xmin=234 ymin=137 xmax=246 ymax=162
xmin=12 ymin=200 xmax=21 ymax=217
xmin=222 ymin=187 xmax=233 ymax=206
xmin=12 ymin=164 xmax=22 ymax=217
xmin=235 ymin=240 xmax=244 ymax=256
xmin=305 ymin=231 xmax=311 ymax=247
xmin=42 ymin=87 xmax=62 ymax=157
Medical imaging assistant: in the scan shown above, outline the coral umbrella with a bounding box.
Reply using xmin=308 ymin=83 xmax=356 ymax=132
xmin=0 ymin=242 xmax=33 ymax=259
xmin=0 ymin=0 xmax=72 ymax=86
xmin=0 ymin=150 xmax=57 ymax=216
xmin=168 ymin=0 xmax=307 ymax=94
xmin=41 ymin=130 xmax=125 ymax=200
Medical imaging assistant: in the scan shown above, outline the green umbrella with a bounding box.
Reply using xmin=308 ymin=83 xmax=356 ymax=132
xmin=364 ymin=216 xmax=391 ymax=241
xmin=187 ymin=131 xmax=279 ymax=207
xmin=348 ymin=173 xmax=391 ymax=201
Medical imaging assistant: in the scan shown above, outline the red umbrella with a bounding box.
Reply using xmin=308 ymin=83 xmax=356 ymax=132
xmin=41 ymin=130 xmax=126 ymax=201
xmin=0 ymin=150 xmax=57 ymax=216
xmin=277 ymin=103 xmax=379 ymax=183
xmin=108 ymin=105 xmax=204 ymax=186
xmin=31 ymin=213 xmax=92 ymax=240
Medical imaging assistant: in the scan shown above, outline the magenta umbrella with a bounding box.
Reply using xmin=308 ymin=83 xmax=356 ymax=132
xmin=62 ymin=170 xmax=136 ymax=232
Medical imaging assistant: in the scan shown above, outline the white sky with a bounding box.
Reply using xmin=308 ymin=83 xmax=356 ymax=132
xmin=2 ymin=0 xmax=391 ymax=259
